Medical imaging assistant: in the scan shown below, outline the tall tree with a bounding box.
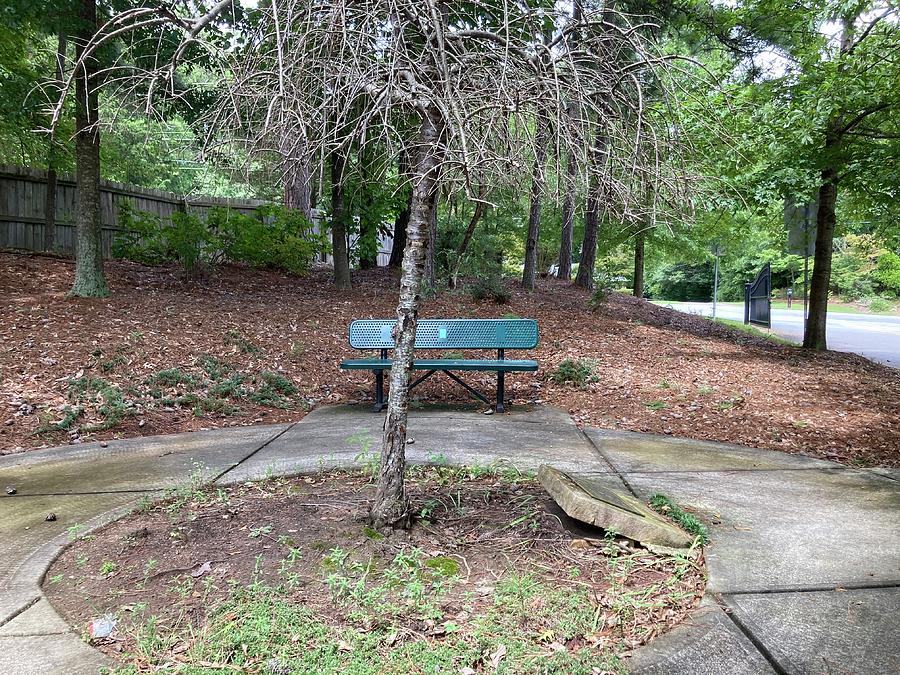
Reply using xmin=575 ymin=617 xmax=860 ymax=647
xmin=330 ymin=147 xmax=352 ymax=289
xmin=69 ymin=0 xmax=108 ymax=297
xmin=522 ymin=113 xmax=549 ymax=290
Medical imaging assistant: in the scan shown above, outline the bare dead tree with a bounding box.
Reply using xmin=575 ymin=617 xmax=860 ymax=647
xmin=56 ymin=0 xmax=689 ymax=529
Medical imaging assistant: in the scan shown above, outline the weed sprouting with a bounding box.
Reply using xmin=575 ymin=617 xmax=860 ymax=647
xmin=650 ymin=493 xmax=709 ymax=544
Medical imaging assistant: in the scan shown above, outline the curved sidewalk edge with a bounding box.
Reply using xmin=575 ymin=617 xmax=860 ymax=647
xmin=0 ymin=405 xmax=897 ymax=674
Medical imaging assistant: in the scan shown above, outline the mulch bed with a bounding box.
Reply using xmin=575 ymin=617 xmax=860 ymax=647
xmin=44 ymin=470 xmax=705 ymax=668
xmin=2 ymin=252 xmax=898 ymax=466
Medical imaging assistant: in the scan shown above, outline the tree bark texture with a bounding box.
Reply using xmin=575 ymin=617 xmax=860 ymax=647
xmin=283 ymin=137 xmax=312 ymax=219
xmin=804 ymin=161 xmax=838 ymax=350
xmin=423 ymin=181 xmax=439 ymax=288
xmin=558 ymin=148 xmax=576 ymax=280
xmin=371 ymin=110 xmax=445 ymax=530
xmin=70 ymin=0 xmax=108 ymax=297
xmin=330 ymin=149 xmax=352 ymax=289
xmin=44 ymin=30 xmax=67 ymax=253
xmin=522 ymin=116 xmax=549 ymax=290
xmin=575 ymin=125 xmax=608 ymax=290
xmin=633 ymin=230 xmax=645 ymax=298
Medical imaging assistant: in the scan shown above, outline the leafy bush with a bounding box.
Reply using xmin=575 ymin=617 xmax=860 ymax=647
xmin=468 ymin=276 xmax=511 ymax=304
xmin=867 ymin=297 xmax=894 ymax=314
xmin=548 ymin=358 xmax=598 ymax=387
xmin=113 ymin=204 xmax=329 ymax=276
xmin=873 ymin=251 xmax=900 ymax=296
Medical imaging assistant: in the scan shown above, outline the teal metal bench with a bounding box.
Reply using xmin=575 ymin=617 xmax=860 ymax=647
xmin=340 ymin=318 xmax=538 ymax=413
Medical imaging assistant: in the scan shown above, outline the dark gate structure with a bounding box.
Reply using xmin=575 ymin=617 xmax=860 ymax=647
xmin=744 ymin=263 xmax=772 ymax=328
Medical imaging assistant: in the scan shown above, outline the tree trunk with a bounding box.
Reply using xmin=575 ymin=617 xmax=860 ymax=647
xmin=330 ymin=149 xmax=351 ymax=289
xmin=44 ymin=30 xmax=67 ymax=253
xmin=371 ymin=109 xmax=444 ymax=530
xmin=633 ymin=230 xmax=645 ymax=298
xmin=557 ymin=2 xmax=581 ymax=281
xmin=574 ymin=193 xmax=598 ymax=289
xmin=449 ymin=194 xmax=486 ymax=289
xmin=423 ymin=182 xmax=439 ymax=288
xmin=283 ymin=137 xmax=312 ymax=219
xmin=804 ymin=162 xmax=838 ymax=350
xmin=69 ymin=0 xmax=108 ymax=298
xmin=522 ymin=116 xmax=549 ymax=290
xmin=574 ymin=125 xmax=607 ymax=290
xmin=558 ymin=149 xmax=576 ymax=280
xmin=389 ymin=193 xmax=410 ymax=269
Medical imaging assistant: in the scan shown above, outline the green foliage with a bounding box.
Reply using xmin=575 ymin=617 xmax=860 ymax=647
xmin=67 ymin=377 xmax=131 ymax=431
xmin=873 ymin=252 xmax=900 ymax=297
xmin=647 ymin=262 xmax=713 ymax=302
xmin=866 ymin=297 xmax=894 ymax=314
xmin=467 ymin=276 xmax=511 ymax=304
xmin=548 ymin=359 xmax=598 ymax=388
xmin=649 ymin=494 xmax=709 ymax=545
xmin=113 ymin=204 xmax=328 ymax=276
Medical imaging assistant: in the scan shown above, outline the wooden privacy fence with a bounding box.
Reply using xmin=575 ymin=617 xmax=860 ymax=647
xmin=0 ymin=164 xmax=267 ymax=258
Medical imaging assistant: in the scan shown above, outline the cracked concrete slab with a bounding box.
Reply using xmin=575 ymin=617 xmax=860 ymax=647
xmin=221 ymin=405 xmax=608 ymax=483
xmin=628 ymin=598 xmax=775 ymax=674
xmin=725 ymin=588 xmax=900 ymax=674
xmin=586 ymin=429 xmax=840 ymax=473
xmin=614 ymin=468 xmax=900 ymax=593
xmin=0 ymin=424 xmax=290 ymax=496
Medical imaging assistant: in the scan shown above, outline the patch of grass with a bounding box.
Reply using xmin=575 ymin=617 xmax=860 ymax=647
xmin=696 ymin=383 xmax=714 ymax=395
xmin=224 ymin=329 xmax=260 ymax=354
xmin=441 ymin=351 xmax=465 ymax=360
xmin=645 ymin=400 xmax=668 ymax=410
xmin=99 ymin=560 xmax=117 ymax=577
xmin=247 ymin=371 xmax=298 ymax=408
xmin=208 ymin=373 xmax=247 ymax=398
xmin=548 ymin=358 xmax=598 ymax=387
xmin=67 ymin=377 xmax=132 ymax=431
xmin=197 ymin=355 xmax=231 ymax=381
xmin=650 ymin=494 xmax=709 ymax=544
xmin=145 ymin=368 xmax=198 ymax=389
xmin=34 ymin=405 xmax=83 ymax=435
xmin=711 ymin=318 xmax=795 ymax=346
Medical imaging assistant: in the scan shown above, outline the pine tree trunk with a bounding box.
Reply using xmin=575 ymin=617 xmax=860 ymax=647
xmin=389 ymin=194 xmax=410 ymax=269
xmin=330 ymin=150 xmax=352 ymax=289
xmin=423 ymin=183 xmax=439 ymax=288
xmin=633 ymin=231 xmax=645 ymax=298
xmin=44 ymin=30 xmax=67 ymax=254
xmin=574 ymin=125 xmax=607 ymax=290
xmin=371 ymin=109 xmax=444 ymax=530
xmin=804 ymin=162 xmax=838 ymax=350
xmin=283 ymin=137 xmax=312 ymax=219
xmin=522 ymin=116 xmax=549 ymax=291
xmin=69 ymin=0 xmax=108 ymax=298
xmin=574 ymin=193 xmax=598 ymax=289
xmin=558 ymin=149 xmax=576 ymax=280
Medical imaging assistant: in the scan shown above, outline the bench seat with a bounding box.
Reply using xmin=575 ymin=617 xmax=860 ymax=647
xmin=341 ymin=358 xmax=538 ymax=372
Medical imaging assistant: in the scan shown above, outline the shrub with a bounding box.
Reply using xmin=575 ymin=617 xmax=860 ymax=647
xmin=113 ymin=204 xmax=329 ymax=277
xmin=468 ymin=276 xmax=511 ymax=304
xmin=548 ymin=358 xmax=597 ymax=387
xmin=867 ymin=297 xmax=894 ymax=314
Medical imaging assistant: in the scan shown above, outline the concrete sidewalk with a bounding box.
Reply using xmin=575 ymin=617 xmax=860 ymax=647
xmin=0 ymin=405 xmax=897 ymax=673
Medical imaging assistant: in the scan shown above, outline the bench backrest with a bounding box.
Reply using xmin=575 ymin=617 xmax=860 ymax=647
xmin=349 ymin=319 xmax=538 ymax=350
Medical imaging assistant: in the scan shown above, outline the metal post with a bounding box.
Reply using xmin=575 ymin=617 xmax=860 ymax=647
xmin=496 ymin=348 xmax=505 ymax=413
xmin=803 ymin=254 xmax=809 ymax=323
xmin=744 ymin=283 xmax=751 ymax=325
xmin=372 ymin=348 xmax=387 ymax=412
xmin=712 ymin=254 xmax=719 ymax=319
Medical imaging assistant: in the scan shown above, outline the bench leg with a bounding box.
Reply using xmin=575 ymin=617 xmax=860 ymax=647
xmin=372 ymin=369 xmax=386 ymax=412
xmin=496 ymin=371 xmax=505 ymax=413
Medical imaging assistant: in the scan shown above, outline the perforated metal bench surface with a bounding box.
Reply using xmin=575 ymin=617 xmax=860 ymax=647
xmin=340 ymin=318 xmax=539 ymax=412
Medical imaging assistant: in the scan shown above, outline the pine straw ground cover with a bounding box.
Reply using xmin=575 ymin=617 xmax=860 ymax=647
xmin=2 ymin=252 xmax=898 ymax=466
xmin=44 ymin=466 xmax=705 ymax=674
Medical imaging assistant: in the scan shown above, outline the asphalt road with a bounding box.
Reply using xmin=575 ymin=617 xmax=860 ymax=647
xmin=661 ymin=301 xmax=900 ymax=368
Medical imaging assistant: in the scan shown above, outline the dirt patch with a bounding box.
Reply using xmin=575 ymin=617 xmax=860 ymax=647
xmin=2 ymin=252 xmax=898 ymax=466
xmin=44 ymin=468 xmax=705 ymax=672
